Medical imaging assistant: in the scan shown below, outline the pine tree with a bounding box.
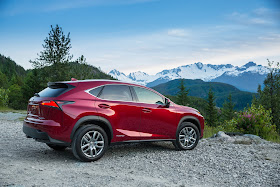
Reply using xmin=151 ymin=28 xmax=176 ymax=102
xmin=252 ymin=84 xmax=262 ymax=106
xmin=259 ymin=59 xmax=280 ymax=133
xmin=221 ymin=93 xmax=235 ymax=121
xmin=30 ymin=25 xmax=73 ymax=82
xmin=206 ymin=87 xmax=218 ymax=127
xmin=0 ymin=70 xmax=8 ymax=88
xmin=22 ymin=69 xmax=44 ymax=103
xmin=176 ymin=79 xmax=189 ymax=106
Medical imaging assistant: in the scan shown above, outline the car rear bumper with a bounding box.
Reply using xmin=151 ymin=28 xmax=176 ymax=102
xmin=23 ymin=122 xmax=70 ymax=146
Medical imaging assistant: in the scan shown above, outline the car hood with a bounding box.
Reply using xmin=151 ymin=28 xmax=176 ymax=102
xmin=172 ymin=103 xmax=200 ymax=114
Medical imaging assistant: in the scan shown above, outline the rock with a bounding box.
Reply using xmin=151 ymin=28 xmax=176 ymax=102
xmin=216 ymin=131 xmax=234 ymax=142
xmin=243 ymin=134 xmax=261 ymax=140
xmin=233 ymin=136 xmax=252 ymax=145
xmin=243 ymin=134 xmax=264 ymax=144
xmin=217 ymin=131 xmax=230 ymax=138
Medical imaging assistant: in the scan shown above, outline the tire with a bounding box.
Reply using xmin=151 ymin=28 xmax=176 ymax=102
xmin=173 ymin=122 xmax=200 ymax=150
xmin=46 ymin=144 xmax=68 ymax=151
xmin=71 ymin=125 xmax=108 ymax=162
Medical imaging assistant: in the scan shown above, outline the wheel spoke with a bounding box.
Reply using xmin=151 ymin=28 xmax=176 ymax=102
xmin=90 ymin=149 xmax=94 ymax=157
xmin=183 ymin=128 xmax=188 ymax=135
xmin=81 ymin=143 xmax=90 ymax=149
xmin=92 ymin=131 xmax=97 ymax=141
xmin=96 ymin=145 xmax=103 ymax=149
xmin=190 ymin=137 xmax=196 ymax=141
xmin=97 ymin=141 xmax=104 ymax=144
xmin=84 ymin=147 xmax=90 ymax=152
xmin=82 ymin=137 xmax=90 ymax=143
xmin=86 ymin=133 xmax=91 ymax=141
xmin=96 ymin=133 xmax=101 ymax=140
xmin=180 ymin=139 xmax=184 ymax=144
xmin=93 ymin=147 xmax=97 ymax=156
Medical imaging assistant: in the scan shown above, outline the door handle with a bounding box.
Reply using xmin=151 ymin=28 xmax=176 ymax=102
xmin=142 ymin=108 xmax=152 ymax=113
xmin=98 ymin=104 xmax=110 ymax=109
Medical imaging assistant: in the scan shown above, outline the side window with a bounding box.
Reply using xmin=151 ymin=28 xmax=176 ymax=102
xmin=89 ymin=86 xmax=103 ymax=97
xmin=133 ymin=87 xmax=164 ymax=105
xmin=99 ymin=85 xmax=133 ymax=101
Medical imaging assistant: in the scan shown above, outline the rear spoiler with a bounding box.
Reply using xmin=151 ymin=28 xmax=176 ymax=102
xmin=47 ymin=82 xmax=75 ymax=89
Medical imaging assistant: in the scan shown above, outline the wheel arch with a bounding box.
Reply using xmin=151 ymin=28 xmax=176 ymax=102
xmin=177 ymin=116 xmax=201 ymax=136
xmin=70 ymin=116 xmax=113 ymax=143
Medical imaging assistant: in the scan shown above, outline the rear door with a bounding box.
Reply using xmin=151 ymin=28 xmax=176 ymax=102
xmin=94 ymin=84 xmax=142 ymax=142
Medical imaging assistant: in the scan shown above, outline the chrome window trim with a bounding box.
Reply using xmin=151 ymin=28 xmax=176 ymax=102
xmin=84 ymin=83 xmax=171 ymax=106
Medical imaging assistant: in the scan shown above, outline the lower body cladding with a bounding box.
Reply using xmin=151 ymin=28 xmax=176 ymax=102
xmin=23 ymin=122 xmax=70 ymax=146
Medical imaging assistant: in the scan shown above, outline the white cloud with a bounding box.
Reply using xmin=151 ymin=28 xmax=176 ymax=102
xmin=67 ymin=22 xmax=280 ymax=74
xmin=167 ymin=29 xmax=189 ymax=37
xmin=228 ymin=8 xmax=280 ymax=26
xmin=229 ymin=12 xmax=271 ymax=25
xmin=1 ymin=6 xmax=280 ymax=75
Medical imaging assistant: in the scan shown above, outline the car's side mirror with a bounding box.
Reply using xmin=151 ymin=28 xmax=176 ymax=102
xmin=164 ymin=98 xmax=170 ymax=108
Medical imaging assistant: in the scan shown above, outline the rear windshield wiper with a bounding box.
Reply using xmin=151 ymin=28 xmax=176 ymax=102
xmin=34 ymin=93 xmax=40 ymax=97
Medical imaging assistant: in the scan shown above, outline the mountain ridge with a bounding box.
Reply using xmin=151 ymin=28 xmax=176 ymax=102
xmin=109 ymin=62 xmax=269 ymax=92
xmin=151 ymin=79 xmax=255 ymax=110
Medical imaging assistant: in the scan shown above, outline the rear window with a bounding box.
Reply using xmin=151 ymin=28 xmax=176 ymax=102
xmin=38 ymin=87 xmax=68 ymax=97
xmin=38 ymin=83 xmax=73 ymax=97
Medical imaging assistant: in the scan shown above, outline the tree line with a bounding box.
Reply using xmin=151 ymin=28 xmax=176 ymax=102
xmin=175 ymin=60 xmax=280 ymax=138
xmin=0 ymin=25 xmax=113 ymax=109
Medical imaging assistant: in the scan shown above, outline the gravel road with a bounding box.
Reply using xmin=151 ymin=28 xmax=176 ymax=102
xmin=0 ymin=112 xmax=280 ymax=187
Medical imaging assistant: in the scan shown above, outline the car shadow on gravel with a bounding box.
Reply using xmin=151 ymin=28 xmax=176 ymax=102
xmin=16 ymin=141 xmax=175 ymax=163
xmin=104 ymin=141 xmax=175 ymax=158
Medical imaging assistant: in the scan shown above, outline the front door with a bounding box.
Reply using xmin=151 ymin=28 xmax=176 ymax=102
xmin=132 ymin=86 xmax=178 ymax=140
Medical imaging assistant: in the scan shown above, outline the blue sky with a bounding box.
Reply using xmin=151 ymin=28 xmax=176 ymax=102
xmin=0 ymin=0 xmax=279 ymax=74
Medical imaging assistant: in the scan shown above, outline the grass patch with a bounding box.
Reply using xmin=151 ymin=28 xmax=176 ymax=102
xmin=203 ymin=125 xmax=220 ymax=138
xmin=0 ymin=106 xmax=26 ymax=114
xmin=18 ymin=116 xmax=26 ymax=121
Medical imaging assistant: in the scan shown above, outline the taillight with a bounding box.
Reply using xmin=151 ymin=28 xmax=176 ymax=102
xmin=40 ymin=100 xmax=74 ymax=110
xmin=55 ymin=101 xmax=75 ymax=108
xmin=41 ymin=101 xmax=60 ymax=108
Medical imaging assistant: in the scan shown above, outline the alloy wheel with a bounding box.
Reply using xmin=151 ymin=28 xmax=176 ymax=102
xmin=179 ymin=127 xmax=197 ymax=148
xmin=80 ymin=130 xmax=105 ymax=158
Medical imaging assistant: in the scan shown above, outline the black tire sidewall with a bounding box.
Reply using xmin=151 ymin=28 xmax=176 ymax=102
xmin=175 ymin=122 xmax=200 ymax=150
xmin=72 ymin=125 xmax=108 ymax=162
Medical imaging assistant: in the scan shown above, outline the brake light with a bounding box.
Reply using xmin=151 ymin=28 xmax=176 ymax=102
xmin=41 ymin=101 xmax=59 ymax=108
xmin=40 ymin=100 xmax=74 ymax=110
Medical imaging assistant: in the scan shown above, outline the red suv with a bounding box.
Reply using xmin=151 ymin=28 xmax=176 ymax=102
xmin=23 ymin=79 xmax=204 ymax=161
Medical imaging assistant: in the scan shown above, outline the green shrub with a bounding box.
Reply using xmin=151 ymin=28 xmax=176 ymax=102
xmin=203 ymin=104 xmax=280 ymax=143
xmin=8 ymin=84 xmax=25 ymax=110
xmin=235 ymin=104 xmax=275 ymax=138
xmin=218 ymin=118 xmax=239 ymax=133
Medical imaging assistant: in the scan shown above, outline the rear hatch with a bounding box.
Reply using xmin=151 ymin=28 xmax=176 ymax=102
xmin=27 ymin=82 xmax=75 ymax=120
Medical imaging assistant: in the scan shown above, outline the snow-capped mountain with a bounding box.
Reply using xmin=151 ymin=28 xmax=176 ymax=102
xmin=109 ymin=62 xmax=269 ymax=92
